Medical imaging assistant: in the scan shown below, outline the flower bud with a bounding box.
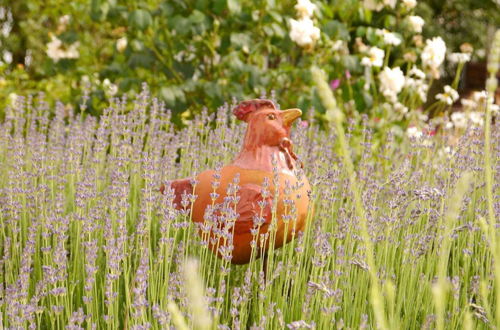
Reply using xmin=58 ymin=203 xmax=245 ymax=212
xmin=486 ymin=77 xmax=497 ymax=93
xmin=487 ymin=30 xmax=500 ymax=74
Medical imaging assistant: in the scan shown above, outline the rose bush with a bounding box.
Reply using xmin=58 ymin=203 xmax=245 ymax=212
xmin=0 ymin=0 xmax=498 ymax=130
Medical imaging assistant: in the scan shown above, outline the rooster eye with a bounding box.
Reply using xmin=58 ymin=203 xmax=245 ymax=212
xmin=267 ymin=114 xmax=276 ymax=120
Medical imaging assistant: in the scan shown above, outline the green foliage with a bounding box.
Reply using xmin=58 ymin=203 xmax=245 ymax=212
xmin=418 ymin=0 xmax=500 ymax=56
xmin=0 ymin=0 xmax=498 ymax=124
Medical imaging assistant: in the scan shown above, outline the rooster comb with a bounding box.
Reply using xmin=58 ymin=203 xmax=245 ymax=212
xmin=233 ymin=99 xmax=277 ymax=121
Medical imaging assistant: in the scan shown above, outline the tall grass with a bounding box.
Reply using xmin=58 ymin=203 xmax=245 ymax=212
xmin=312 ymin=66 xmax=389 ymax=330
xmin=0 ymin=80 xmax=498 ymax=328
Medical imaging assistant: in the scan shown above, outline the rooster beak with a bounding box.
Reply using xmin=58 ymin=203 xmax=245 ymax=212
xmin=281 ymin=108 xmax=302 ymax=126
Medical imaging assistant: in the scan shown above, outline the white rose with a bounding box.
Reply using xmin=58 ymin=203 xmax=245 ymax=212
xmin=107 ymin=83 xmax=118 ymax=96
xmin=448 ymin=52 xmax=471 ymax=64
xmin=361 ymin=46 xmax=385 ymax=67
xmin=363 ymin=0 xmax=384 ymax=11
xmin=46 ymin=34 xmax=79 ymax=62
xmin=436 ymin=85 xmax=459 ymax=105
xmin=468 ymin=112 xmax=483 ymax=126
xmin=491 ymin=104 xmax=499 ymax=116
xmin=444 ymin=146 xmax=454 ymax=155
xmin=402 ymin=0 xmax=417 ymax=9
xmin=59 ymin=15 xmax=71 ymax=26
xmin=406 ymin=67 xmax=429 ymax=101
xmin=421 ymin=37 xmax=446 ymax=77
xmin=379 ymin=67 xmax=405 ymax=102
xmin=409 ymin=66 xmax=426 ymax=79
xmin=331 ymin=40 xmax=344 ymax=52
xmin=364 ymin=0 xmax=397 ymax=10
xmin=460 ymin=99 xmax=476 ymax=109
xmin=46 ymin=35 xmax=64 ymax=62
xmin=81 ymin=75 xmax=90 ymax=85
xmin=116 ymin=37 xmax=128 ymax=53
xmin=8 ymin=93 xmax=18 ymax=106
xmin=376 ymin=29 xmax=402 ymax=46
xmin=294 ymin=0 xmax=317 ymax=18
xmin=422 ymin=37 xmax=446 ymax=68
xmin=394 ymin=102 xmax=409 ymax=114
xmin=417 ymin=83 xmax=429 ymax=102
xmin=451 ymin=112 xmax=467 ymax=129
xmin=383 ymin=0 xmax=397 ymax=9
xmin=405 ymin=77 xmax=417 ymax=88
xmin=65 ymin=42 xmax=80 ymax=59
xmin=472 ymin=91 xmax=487 ymax=103
xmin=289 ymin=17 xmax=320 ymax=47
xmin=3 ymin=50 xmax=12 ymax=64
xmin=408 ymin=16 xmax=425 ymax=33
xmin=406 ymin=126 xmax=423 ymax=139
xmin=476 ymin=49 xmax=486 ymax=58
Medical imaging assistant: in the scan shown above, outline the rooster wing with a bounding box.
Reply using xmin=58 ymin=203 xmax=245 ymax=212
xmin=233 ymin=183 xmax=273 ymax=235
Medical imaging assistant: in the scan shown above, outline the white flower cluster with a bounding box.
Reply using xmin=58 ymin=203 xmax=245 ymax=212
xmin=405 ymin=67 xmax=429 ymax=102
xmin=448 ymin=52 xmax=471 ymax=64
xmin=361 ymin=46 xmax=385 ymax=67
xmin=59 ymin=15 xmax=71 ymax=27
xmin=116 ymin=37 xmax=128 ymax=53
xmin=448 ymin=111 xmax=483 ymax=129
xmin=289 ymin=0 xmax=320 ymax=48
xmin=394 ymin=101 xmax=409 ymax=114
xmin=81 ymin=74 xmax=118 ymax=97
xmin=331 ymin=40 xmax=345 ymax=52
xmin=421 ymin=37 xmax=447 ymax=78
xmin=450 ymin=112 xmax=467 ymax=128
xmin=294 ymin=0 xmax=316 ymax=18
xmin=461 ymin=91 xmax=500 ymax=116
xmin=402 ymin=0 xmax=417 ymax=9
xmin=435 ymin=85 xmax=459 ymax=105
xmin=378 ymin=66 xmax=405 ymax=103
xmin=3 ymin=51 xmax=12 ymax=64
xmin=443 ymin=88 xmax=500 ymax=130
xmin=363 ymin=0 xmax=397 ymax=12
xmin=376 ymin=29 xmax=401 ymax=46
xmin=46 ymin=34 xmax=79 ymax=62
xmin=406 ymin=126 xmax=423 ymax=139
xmin=289 ymin=18 xmax=320 ymax=47
xmin=407 ymin=15 xmax=425 ymax=33
xmin=102 ymin=78 xmax=118 ymax=97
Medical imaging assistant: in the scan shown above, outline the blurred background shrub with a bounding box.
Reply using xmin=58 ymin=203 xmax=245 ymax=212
xmin=0 ymin=0 xmax=499 ymax=125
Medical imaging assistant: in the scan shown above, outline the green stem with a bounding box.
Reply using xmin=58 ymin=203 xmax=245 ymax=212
xmin=484 ymin=29 xmax=500 ymax=327
xmin=311 ymin=66 xmax=389 ymax=330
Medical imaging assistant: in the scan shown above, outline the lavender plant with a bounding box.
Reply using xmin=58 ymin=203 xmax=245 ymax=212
xmin=0 ymin=65 xmax=499 ymax=329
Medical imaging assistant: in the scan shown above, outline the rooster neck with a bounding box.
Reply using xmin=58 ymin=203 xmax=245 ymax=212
xmin=231 ymin=144 xmax=293 ymax=174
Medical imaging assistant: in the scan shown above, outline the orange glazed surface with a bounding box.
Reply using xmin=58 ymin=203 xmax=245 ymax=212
xmin=192 ymin=165 xmax=311 ymax=264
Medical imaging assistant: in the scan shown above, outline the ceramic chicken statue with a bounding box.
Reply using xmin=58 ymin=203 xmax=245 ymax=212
xmin=161 ymin=99 xmax=311 ymax=264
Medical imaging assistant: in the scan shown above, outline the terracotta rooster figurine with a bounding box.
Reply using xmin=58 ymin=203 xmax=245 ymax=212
xmin=161 ymin=99 xmax=311 ymax=264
